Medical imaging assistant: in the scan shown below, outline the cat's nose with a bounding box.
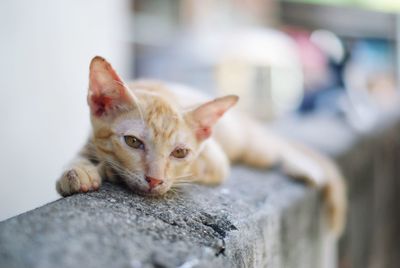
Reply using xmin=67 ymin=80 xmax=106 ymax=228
xmin=145 ymin=176 xmax=163 ymax=189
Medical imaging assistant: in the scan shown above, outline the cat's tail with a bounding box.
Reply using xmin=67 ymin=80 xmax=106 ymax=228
xmin=322 ymin=160 xmax=347 ymax=237
xmin=229 ymin=116 xmax=347 ymax=237
xmin=280 ymin=141 xmax=347 ymax=237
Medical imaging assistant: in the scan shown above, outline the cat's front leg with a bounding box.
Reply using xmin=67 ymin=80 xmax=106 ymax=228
xmin=56 ymin=158 xmax=101 ymax=197
xmin=192 ymin=139 xmax=230 ymax=185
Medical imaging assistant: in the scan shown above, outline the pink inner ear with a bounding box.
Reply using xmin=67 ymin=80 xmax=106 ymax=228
xmin=196 ymin=126 xmax=212 ymax=140
xmin=88 ymin=56 xmax=132 ymax=117
xmin=190 ymin=95 xmax=238 ymax=141
xmin=90 ymin=94 xmax=114 ymax=117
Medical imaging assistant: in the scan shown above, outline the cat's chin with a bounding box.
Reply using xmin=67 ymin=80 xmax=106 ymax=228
xmin=133 ymin=189 xmax=169 ymax=197
xmin=125 ymin=184 xmax=170 ymax=197
xmin=139 ymin=191 xmax=167 ymax=197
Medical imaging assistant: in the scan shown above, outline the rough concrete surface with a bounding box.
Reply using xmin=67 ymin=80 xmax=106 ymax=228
xmin=0 ymin=168 xmax=326 ymax=268
xmin=1 ymin=114 xmax=400 ymax=268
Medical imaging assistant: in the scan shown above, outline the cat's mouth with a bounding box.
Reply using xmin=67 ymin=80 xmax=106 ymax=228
xmin=129 ymin=185 xmax=170 ymax=197
xmin=122 ymin=176 xmax=171 ymax=197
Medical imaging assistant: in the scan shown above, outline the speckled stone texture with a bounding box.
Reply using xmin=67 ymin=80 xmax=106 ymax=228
xmin=1 ymin=114 xmax=400 ymax=268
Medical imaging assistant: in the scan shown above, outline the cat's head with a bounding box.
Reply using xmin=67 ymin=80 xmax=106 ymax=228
xmin=87 ymin=56 xmax=238 ymax=196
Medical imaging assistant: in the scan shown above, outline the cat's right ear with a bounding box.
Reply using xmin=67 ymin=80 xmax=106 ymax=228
xmin=88 ymin=56 xmax=134 ymax=117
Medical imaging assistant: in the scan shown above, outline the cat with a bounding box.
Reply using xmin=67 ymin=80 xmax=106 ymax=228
xmin=56 ymin=56 xmax=346 ymax=236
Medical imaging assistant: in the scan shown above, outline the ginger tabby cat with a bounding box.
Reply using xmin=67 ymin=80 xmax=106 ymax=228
xmin=56 ymin=56 xmax=346 ymax=236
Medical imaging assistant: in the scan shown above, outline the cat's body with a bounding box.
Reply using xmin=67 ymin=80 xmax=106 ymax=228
xmin=56 ymin=57 xmax=346 ymax=236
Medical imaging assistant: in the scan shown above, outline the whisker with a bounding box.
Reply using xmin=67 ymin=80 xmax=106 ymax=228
xmin=104 ymin=159 xmax=142 ymax=181
xmin=168 ymin=187 xmax=179 ymax=194
xmin=174 ymin=179 xmax=195 ymax=183
xmin=173 ymin=180 xmax=193 ymax=184
xmin=172 ymin=173 xmax=193 ymax=180
xmin=169 ymin=185 xmax=184 ymax=193
xmin=103 ymin=159 xmax=196 ymax=194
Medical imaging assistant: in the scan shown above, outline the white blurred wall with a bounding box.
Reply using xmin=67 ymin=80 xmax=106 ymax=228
xmin=0 ymin=0 xmax=132 ymax=220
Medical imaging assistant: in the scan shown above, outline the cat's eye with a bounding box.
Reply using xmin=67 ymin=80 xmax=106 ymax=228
xmin=171 ymin=148 xmax=190 ymax=159
xmin=124 ymin=135 xmax=144 ymax=150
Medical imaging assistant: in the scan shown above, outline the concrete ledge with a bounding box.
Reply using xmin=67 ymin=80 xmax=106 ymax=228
xmin=1 ymin=114 xmax=400 ymax=268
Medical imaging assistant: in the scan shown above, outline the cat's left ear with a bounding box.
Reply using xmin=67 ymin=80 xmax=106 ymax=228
xmin=88 ymin=56 xmax=134 ymax=117
xmin=187 ymin=95 xmax=239 ymax=140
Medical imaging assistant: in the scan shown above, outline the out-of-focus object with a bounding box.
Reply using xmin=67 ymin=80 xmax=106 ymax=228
xmin=281 ymin=1 xmax=400 ymax=132
xmin=310 ymin=30 xmax=345 ymax=66
xmin=133 ymin=0 xmax=280 ymax=88
xmin=280 ymin=1 xmax=398 ymax=44
xmin=217 ymin=28 xmax=304 ymax=120
xmin=285 ymin=28 xmax=329 ymax=93
xmin=284 ymin=0 xmax=400 ymax=12
xmin=181 ymin=0 xmax=279 ymax=30
xmin=280 ymin=0 xmax=400 ymax=87
xmin=134 ymin=27 xmax=305 ymax=121
xmin=284 ymin=27 xmax=347 ymax=114
xmin=345 ymin=39 xmax=397 ymax=106
xmin=362 ymin=0 xmax=400 ymax=11
xmin=344 ymin=39 xmax=400 ymax=131
xmin=134 ymin=0 xmax=306 ymax=120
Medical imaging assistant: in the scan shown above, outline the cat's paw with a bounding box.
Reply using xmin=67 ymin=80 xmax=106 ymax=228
xmin=56 ymin=165 xmax=101 ymax=196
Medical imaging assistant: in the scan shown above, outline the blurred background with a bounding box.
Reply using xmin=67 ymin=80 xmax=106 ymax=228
xmin=0 ymin=0 xmax=399 ymax=224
